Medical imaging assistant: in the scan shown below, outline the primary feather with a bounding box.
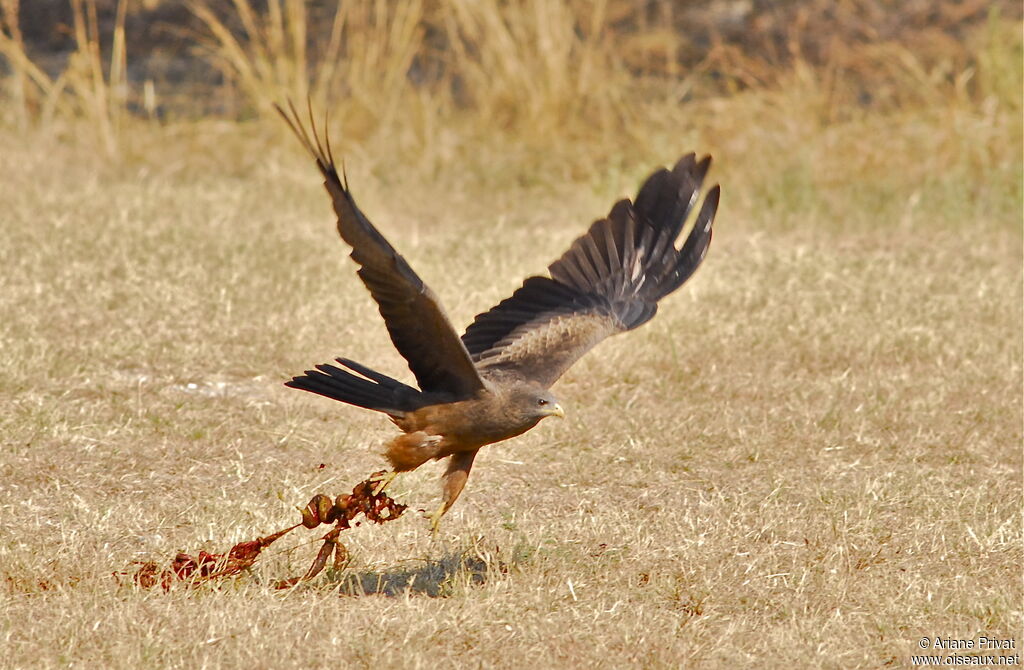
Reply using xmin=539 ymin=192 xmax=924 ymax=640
xmin=461 ymin=155 xmax=720 ymax=387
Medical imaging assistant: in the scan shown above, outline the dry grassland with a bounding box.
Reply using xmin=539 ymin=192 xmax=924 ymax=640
xmin=0 ymin=5 xmax=1022 ymax=669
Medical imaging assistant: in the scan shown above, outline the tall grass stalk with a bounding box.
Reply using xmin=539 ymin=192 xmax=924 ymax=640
xmin=0 ymin=0 xmax=130 ymax=156
xmin=68 ymin=0 xmax=130 ymax=155
xmin=0 ymin=0 xmax=75 ymax=125
xmin=442 ymin=0 xmax=637 ymax=138
xmin=190 ymin=0 xmax=426 ymax=126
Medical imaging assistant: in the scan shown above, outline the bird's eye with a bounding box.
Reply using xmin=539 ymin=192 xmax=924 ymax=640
xmin=537 ymin=398 xmax=548 ymax=406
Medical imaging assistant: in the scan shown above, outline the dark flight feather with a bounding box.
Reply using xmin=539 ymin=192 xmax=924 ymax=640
xmin=462 ymin=154 xmax=719 ymax=387
xmin=285 ymin=358 xmax=427 ymax=417
xmin=276 ymin=101 xmax=485 ymax=398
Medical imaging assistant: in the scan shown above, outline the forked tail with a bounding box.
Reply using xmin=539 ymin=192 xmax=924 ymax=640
xmin=286 ymin=358 xmax=424 ymax=418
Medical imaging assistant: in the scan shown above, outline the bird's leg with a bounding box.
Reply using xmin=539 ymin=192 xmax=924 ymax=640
xmin=370 ymin=470 xmax=398 ymax=496
xmin=427 ymin=450 xmax=478 ymax=536
xmin=379 ymin=433 xmax=445 ymax=496
xmin=426 ymin=500 xmax=448 ymax=536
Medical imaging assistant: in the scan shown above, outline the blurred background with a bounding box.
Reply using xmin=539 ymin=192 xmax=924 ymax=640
xmin=1 ymin=0 xmax=1020 ymax=176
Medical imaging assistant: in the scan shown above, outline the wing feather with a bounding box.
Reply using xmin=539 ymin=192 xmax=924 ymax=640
xmin=277 ymin=102 xmax=485 ymax=398
xmin=462 ymin=155 xmax=719 ymax=387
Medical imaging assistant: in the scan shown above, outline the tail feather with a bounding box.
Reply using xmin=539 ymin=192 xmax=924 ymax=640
xmin=285 ymin=358 xmax=423 ymax=417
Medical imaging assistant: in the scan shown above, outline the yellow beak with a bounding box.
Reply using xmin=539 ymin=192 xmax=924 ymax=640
xmin=546 ymin=403 xmax=565 ymax=419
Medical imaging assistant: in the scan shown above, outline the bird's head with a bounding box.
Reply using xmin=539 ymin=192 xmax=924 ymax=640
xmin=510 ymin=383 xmax=564 ymax=423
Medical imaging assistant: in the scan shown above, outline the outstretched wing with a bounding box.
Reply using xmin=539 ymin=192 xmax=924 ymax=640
xmin=277 ymin=102 xmax=485 ymax=398
xmin=461 ymin=154 xmax=720 ymax=388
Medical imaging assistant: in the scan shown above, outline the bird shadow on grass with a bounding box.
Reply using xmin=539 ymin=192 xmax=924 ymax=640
xmin=331 ymin=552 xmax=491 ymax=597
xmin=315 ymin=545 xmax=527 ymax=597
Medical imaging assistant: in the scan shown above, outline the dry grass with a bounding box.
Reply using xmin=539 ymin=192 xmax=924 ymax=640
xmin=0 ymin=4 xmax=1021 ymax=669
xmin=0 ymin=0 xmax=130 ymax=154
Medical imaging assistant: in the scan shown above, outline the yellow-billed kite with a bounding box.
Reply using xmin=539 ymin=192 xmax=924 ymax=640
xmin=277 ymin=103 xmax=720 ymax=532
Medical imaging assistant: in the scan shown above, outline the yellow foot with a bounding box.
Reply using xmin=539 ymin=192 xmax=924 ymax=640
xmin=370 ymin=471 xmax=398 ymax=496
xmin=426 ymin=501 xmax=448 ymax=537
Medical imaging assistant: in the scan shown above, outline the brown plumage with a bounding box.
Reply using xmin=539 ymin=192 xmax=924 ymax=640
xmin=277 ymin=102 xmax=720 ymax=531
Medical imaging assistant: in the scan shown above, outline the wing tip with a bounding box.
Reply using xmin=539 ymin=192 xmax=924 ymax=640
xmin=276 ymin=97 xmax=344 ymax=185
xmin=701 ymin=184 xmax=721 ymax=231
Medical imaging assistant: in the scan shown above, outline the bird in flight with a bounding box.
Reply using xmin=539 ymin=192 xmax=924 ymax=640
xmin=277 ymin=102 xmax=720 ymax=533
